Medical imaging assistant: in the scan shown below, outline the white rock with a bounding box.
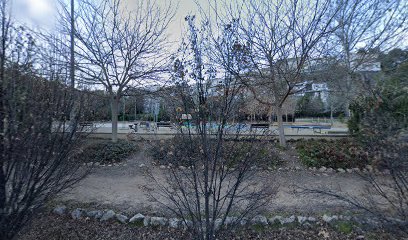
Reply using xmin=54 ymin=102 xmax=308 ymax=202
xmin=100 ymin=210 xmax=116 ymax=221
xmin=280 ymin=215 xmax=296 ymax=224
xmin=159 ymin=165 xmax=166 ymax=169
xmin=240 ymin=218 xmax=248 ymax=226
xmin=346 ymin=169 xmax=353 ymax=173
xmin=337 ymin=168 xmax=346 ymax=173
xmin=139 ymin=163 xmax=146 ymax=168
xmin=169 ymin=218 xmax=180 ymax=228
xmin=129 ymin=213 xmax=145 ymax=223
xmin=251 ymin=215 xmax=268 ymax=225
xmin=71 ymin=208 xmax=84 ymax=219
xmin=143 ymin=216 xmax=151 ymax=226
xmin=322 ymin=214 xmax=331 ymax=222
xmin=179 ymin=166 xmax=186 ymax=170
xmin=150 ymin=217 xmax=168 ymax=226
xmin=224 ymin=217 xmax=238 ymax=226
xmin=297 ymin=216 xmax=308 ymax=224
xmin=326 ymin=168 xmax=334 ymax=173
xmin=269 ymin=216 xmax=283 ymax=224
xmin=53 ymin=205 xmax=67 ymax=215
xmin=352 ymin=168 xmax=360 ymax=172
xmin=214 ymin=218 xmax=223 ymax=230
xmin=319 ymin=167 xmax=327 ymax=172
xmin=366 ymin=165 xmax=373 ymax=172
xmin=181 ymin=220 xmax=193 ymax=229
xmin=87 ymin=210 xmax=104 ymax=219
xmin=322 ymin=214 xmax=338 ymax=223
xmin=307 ymin=216 xmax=317 ymax=222
xmin=116 ymin=214 xmax=128 ymax=223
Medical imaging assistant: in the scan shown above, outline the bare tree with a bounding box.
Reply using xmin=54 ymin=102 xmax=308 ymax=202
xmin=147 ymin=15 xmax=277 ymax=240
xmin=329 ymin=0 xmax=408 ymax=117
xmin=0 ymin=0 xmax=11 ymax=228
xmin=61 ymin=0 xmax=174 ymax=142
xmin=0 ymin=5 xmax=89 ymax=239
xmin=69 ymin=0 xmax=75 ymax=89
xmin=223 ymin=0 xmax=340 ymax=147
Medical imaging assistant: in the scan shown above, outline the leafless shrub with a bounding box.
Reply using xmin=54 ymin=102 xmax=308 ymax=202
xmin=146 ymin=15 xmax=278 ymax=240
xmin=0 ymin=4 xmax=89 ymax=238
xmin=56 ymin=0 xmax=175 ymax=142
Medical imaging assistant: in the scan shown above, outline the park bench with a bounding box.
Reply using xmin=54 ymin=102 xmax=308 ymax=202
xmin=290 ymin=125 xmax=331 ymax=133
xmin=250 ymin=123 xmax=269 ymax=131
xmin=156 ymin=122 xmax=172 ymax=129
xmin=79 ymin=122 xmax=93 ymax=128
xmin=78 ymin=122 xmax=94 ymax=132
xmin=327 ymin=129 xmax=348 ymax=134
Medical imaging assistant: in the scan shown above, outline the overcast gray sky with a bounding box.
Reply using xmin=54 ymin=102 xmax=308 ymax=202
xmin=13 ymin=0 xmax=203 ymax=44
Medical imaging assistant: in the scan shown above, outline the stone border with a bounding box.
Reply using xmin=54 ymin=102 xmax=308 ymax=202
xmin=140 ymin=163 xmax=390 ymax=176
xmin=53 ymin=205 xmax=373 ymax=230
xmin=308 ymin=165 xmax=390 ymax=175
xmin=82 ymin=162 xmax=128 ymax=167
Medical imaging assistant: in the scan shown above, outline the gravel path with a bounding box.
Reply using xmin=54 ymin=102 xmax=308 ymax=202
xmin=60 ymin=143 xmax=374 ymax=216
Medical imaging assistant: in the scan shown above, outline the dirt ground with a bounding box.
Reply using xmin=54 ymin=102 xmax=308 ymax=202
xmin=19 ymin=212 xmax=398 ymax=240
xmin=59 ymin=143 xmax=372 ymax=216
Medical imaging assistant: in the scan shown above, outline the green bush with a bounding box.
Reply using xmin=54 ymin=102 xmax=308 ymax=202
xmin=296 ymin=139 xmax=369 ymax=169
xmin=149 ymin=137 xmax=283 ymax=168
xmin=335 ymin=221 xmax=354 ymax=234
xmin=76 ymin=140 xmax=138 ymax=164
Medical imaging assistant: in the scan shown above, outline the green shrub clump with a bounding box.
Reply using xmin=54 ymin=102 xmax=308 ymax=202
xmin=77 ymin=140 xmax=138 ymax=164
xmin=150 ymin=137 xmax=283 ymax=168
xmin=296 ymin=139 xmax=369 ymax=169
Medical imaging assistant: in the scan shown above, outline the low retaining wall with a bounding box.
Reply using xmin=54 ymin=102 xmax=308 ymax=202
xmin=88 ymin=132 xmax=349 ymax=141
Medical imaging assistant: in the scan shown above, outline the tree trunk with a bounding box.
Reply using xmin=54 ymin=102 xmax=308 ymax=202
xmin=70 ymin=0 xmax=75 ymax=88
xmin=344 ymin=100 xmax=350 ymax=118
xmin=111 ymin=95 xmax=119 ymax=142
xmin=68 ymin=0 xmax=77 ymax=129
xmin=0 ymin=0 xmax=7 ymax=214
xmin=330 ymin=106 xmax=334 ymax=125
xmin=276 ymin=105 xmax=286 ymax=148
